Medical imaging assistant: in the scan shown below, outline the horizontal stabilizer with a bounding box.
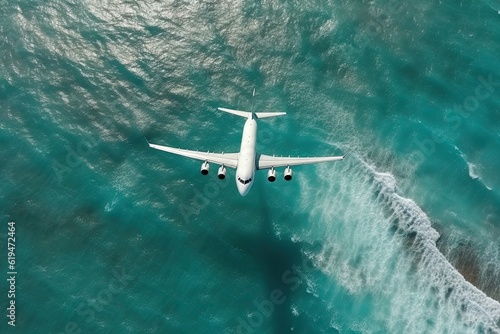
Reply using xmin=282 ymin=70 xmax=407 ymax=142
xmin=218 ymin=107 xmax=252 ymax=118
xmin=218 ymin=107 xmax=286 ymax=119
xmin=255 ymin=112 xmax=286 ymax=118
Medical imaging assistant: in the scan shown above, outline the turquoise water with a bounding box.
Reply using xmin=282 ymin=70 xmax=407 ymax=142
xmin=1 ymin=1 xmax=500 ymax=333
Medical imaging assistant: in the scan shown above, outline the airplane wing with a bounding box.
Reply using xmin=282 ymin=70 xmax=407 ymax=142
xmin=147 ymin=140 xmax=239 ymax=169
xmin=257 ymin=153 xmax=345 ymax=170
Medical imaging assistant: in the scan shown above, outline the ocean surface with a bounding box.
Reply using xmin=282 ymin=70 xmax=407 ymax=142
xmin=1 ymin=1 xmax=500 ymax=333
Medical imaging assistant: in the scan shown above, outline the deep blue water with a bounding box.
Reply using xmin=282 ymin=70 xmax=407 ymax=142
xmin=1 ymin=1 xmax=500 ymax=333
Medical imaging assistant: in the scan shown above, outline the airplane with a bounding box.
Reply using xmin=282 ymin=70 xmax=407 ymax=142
xmin=146 ymin=104 xmax=345 ymax=196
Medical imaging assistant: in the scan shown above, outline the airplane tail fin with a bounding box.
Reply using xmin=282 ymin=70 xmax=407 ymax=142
xmin=218 ymin=107 xmax=286 ymax=119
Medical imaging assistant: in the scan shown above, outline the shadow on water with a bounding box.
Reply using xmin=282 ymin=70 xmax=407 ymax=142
xmin=189 ymin=184 xmax=335 ymax=334
xmin=242 ymin=187 xmax=301 ymax=334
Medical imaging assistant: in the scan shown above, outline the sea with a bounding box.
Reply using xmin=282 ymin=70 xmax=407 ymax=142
xmin=1 ymin=1 xmax=499 ymax=333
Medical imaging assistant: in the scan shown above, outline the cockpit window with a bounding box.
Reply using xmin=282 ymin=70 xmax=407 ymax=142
xmin=238 ymin=177 xmax=252 ymax=184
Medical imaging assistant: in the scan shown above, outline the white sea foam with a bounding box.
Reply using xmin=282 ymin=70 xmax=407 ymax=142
xmin=461 ymin=153 xmax=494 ymax=191
xmin=298 ymin=155 xmax=500 ymax=333
xmin=467 ymin=161 xmax=480 ymax=180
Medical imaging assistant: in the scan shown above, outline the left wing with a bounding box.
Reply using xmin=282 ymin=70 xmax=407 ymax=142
xmin=257 ymin=153 xmax=345 ymax=170
xmin=147 ymin=140 xmax=239 ymax=169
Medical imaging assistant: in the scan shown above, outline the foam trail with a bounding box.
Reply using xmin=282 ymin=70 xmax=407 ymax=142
xmin=482 ymin=0 xmax=500 ymax=13
xmin=459 ymin=151 xmax=494 ymax=191
xmin=298 ymin=155 xmax=500 ymax=333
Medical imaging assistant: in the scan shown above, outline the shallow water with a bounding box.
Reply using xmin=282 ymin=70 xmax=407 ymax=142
xmin=0 ymin=1 xmax=499 ymax=333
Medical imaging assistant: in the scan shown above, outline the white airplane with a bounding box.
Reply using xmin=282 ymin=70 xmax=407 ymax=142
xmin=147 ymin=106 xmax=345 ymax=196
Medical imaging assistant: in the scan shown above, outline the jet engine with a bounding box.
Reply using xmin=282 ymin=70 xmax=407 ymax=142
xmin=284 ymin=166 xmax=292 ymax=181
xmin=200 ymin=161 xmax=209 ymax=175
xmin=267 ymin=168 xmax=276 ymax=182
xmin=217 ymin=165 xmax=226 ymax=179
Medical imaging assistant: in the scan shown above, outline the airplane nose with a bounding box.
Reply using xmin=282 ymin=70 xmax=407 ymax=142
xmin=237 ymin=183 xmax=248 ymax=196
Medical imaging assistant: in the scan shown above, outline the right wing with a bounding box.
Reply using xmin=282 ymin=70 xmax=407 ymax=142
xmin=257 ymin=154 xmax=345 ymax=170
xmin=147 ymin=140 xmax=239 ymax=169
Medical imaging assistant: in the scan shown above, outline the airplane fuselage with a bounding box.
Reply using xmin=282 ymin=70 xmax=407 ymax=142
xmin=235 ymin=118 xmax=257 ymax=196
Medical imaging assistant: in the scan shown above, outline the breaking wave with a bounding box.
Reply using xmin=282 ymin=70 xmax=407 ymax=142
xmin=297 ymin=155 xmax=500 ymax=333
